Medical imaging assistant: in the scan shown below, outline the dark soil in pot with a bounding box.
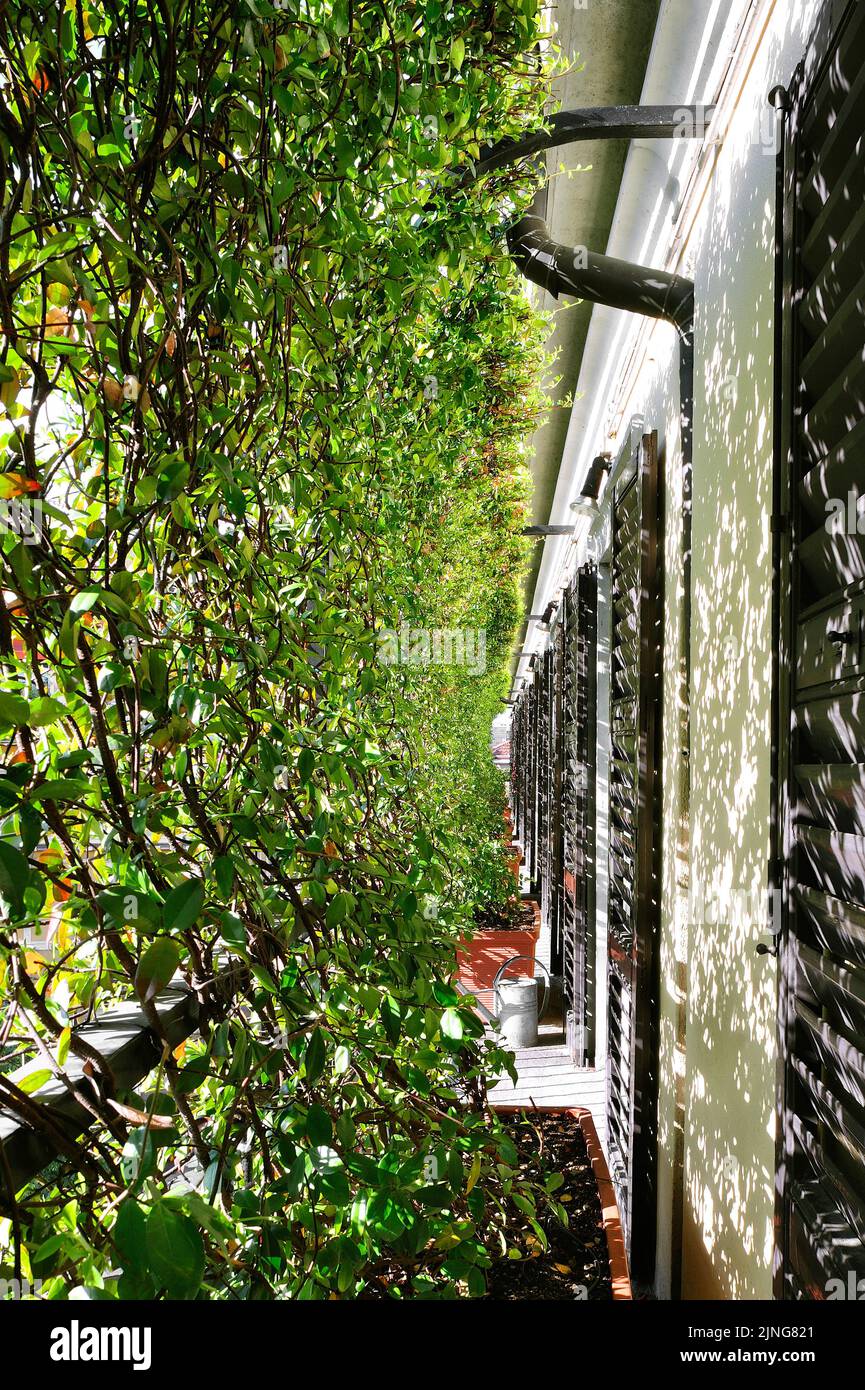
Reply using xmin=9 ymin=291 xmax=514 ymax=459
xmin=473 ymin=899 xmax=536 ymax=932
xmin=488 ymin=1110 xmax=612 ymax=1301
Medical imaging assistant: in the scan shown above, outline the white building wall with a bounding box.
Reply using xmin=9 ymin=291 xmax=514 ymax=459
xmin=682 ymin=0 xmax=824 ymax=1301
xmin=536 ymin=0 xmax=833 ymax=1300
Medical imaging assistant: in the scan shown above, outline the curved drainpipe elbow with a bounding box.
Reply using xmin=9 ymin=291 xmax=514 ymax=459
xmin=507 ymin=213 xmax=694 ymax=335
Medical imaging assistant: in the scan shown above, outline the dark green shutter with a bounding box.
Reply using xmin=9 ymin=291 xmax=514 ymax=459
xmin=537 ymin=647 xmax=553 ymax=911
xmin=562 ymin=565 xmax=598 ymax=1064
xmin=775 ymin=0 xmax=865 ymax=1298
xmin=606 ymin=430 xmax=663 ymax=1287
xmin=549 ymin=619 xmax=567 ymax=975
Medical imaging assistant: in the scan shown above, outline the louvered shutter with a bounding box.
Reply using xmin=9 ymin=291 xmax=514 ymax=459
xmin=537 ymin=647 xmax=554 ymax=926
xmin=510 ymin=693 xmax=522 ymax=858
xmin=527 ymin=671 xmax=539 ymax=889
xmin=511 ymin=681 xmax=535 ymax=883
xmin=549 ymin=617 xmax=567 ymax=974
xmin=775 ymin=0 xmax=865 ymax=1298
xmin=562 ymin=566 xmax=599 ymax=1064
xmin=606 ymin=431 xmax=662 ymax=1286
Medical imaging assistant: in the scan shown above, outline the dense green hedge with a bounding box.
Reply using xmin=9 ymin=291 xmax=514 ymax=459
xmin=0 ymin=0 xmax=556 ymax=1298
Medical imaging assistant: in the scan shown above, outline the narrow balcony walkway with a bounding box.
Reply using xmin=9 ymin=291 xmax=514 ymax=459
xmin=460 ymin=830 xmax=608 ymax=1152
xmin=487 ymin=1024 xmax=607 ymax=1153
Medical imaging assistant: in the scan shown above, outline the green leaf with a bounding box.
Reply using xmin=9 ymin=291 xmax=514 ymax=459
xmin=69 ymin=588 xmax=102 ymax=616
xmin=311 ymin=1144 xmax=342 ymax=1176
xmin=218 ymin=910 xmax=247 ymax=953
xmin=306 ymin=1103 xmax=332 ymax=1146
xmin=332 ymin=0 xmax=349 ymax=36
xmin=467 ymin=1266 xmax=486 ymax=1297
xmin=326 ymin=891 xmax=355 ymax=927
xmin=0 ymin=691 xmax=29 ymax=726
xmin=135 ymin=938 xmax=181 ymax=1001
xmin=512 ymin=1193 xmax=537 ymax=1219
xmin=99 ymin=886 xmax=162 ymax=932
xmin=28 ymin=696 xmax=65 ymax=727
xmin=57 ymin=611 xmax=79 ymax=664
xmin=250 ymin=963 xmax=277 ymax=994
xmin=304 ymin=1027 xmax=326 ymax=1084
xmin=162 ymin=877 xmax=205 ymax=932
xmin=114 ymin=1201 xmax=148 ymax=1275
xmin=121 ymin=1129 xmax=155 ymax=1188
xmin=28 ymin=779 xmax=89 ymax=803
xmin=175 ymin=1054 xmax=209 ymax=1095
xmin=316 ymin=1154 xmax=350 ymax=1205
xmin=380 ymin=995 xmax=400 ymax=1046
xmin=273 ymin=163 xmax=293 ymax=206
xmin=145 ymin=1203 xmax=204 ymax=1298
xmin=166 ymin=1190 xmax=234 ymax=1245
xmin=213 ymin=855 xmax=235 ymax=897
xmin=298 ymin=748 xmax=315 ymax=784
xmin=440 ymin=1009 xmax=463 ymax=1041
xmin=450 ymin=36 xmax=465 ymax=70
xmin=0 ymin=839 xmax=30 ymax=912
xmin=17 ymin=1068 xmax=52 ymax=1094
xmin=432 ymin=982 xmax=459 ymax=1007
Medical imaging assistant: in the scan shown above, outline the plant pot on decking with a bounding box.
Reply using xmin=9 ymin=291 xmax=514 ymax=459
xmin=492 ymin=1104 xmax=632 ymax=1301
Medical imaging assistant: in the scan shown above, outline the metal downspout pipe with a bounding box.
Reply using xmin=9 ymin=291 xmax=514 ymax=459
xmin=478 ymin=104 xmax=713 ymax=335
xmin=481 ymin=106 xmax=704 ymax=699
xmin=505 ymin=211 xmax=695 ymax=335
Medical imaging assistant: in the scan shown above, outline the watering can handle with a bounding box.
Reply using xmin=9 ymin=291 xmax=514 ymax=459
xmin=492 ymin=955 xmax=552 ymax=1023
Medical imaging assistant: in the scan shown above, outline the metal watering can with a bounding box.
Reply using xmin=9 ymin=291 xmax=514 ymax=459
xmin=492 ymin=955 xmax=551 ymax=1048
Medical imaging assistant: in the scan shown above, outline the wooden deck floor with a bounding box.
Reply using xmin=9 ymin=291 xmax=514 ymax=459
xmin=488 ymin=1028 xmax=607 ymax=1152
xmin=469 ymin=884 xmax=608 ymax=1154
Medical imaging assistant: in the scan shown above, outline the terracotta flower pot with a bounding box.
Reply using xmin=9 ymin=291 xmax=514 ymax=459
xmin=494 ymin=1105 xmax=632 ymax=1301
xmin=456 ymin=904 xmax=540 ymax=1023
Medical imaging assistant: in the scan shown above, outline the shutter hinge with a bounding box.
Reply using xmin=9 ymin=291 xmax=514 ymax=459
xmin=768 ymin=85 xmax=791 ymax=115
xmin=758 ymin=856 xmax=785 ymax=956
xmin=771 ymin=512 xmax=789 ymax=535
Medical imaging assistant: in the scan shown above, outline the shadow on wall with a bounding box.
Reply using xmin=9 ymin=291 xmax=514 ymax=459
xmin=683 ymin=21 xmax=787 ymax=1301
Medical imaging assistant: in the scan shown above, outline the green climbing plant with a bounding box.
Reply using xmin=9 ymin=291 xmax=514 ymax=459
xmin=0 ymin=0 xmax=558 ymax=1299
